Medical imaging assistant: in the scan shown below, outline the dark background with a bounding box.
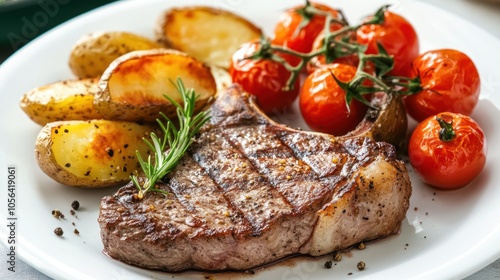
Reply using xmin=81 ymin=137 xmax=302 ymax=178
xmin=0 ymin=0 xmax=117 ymax=63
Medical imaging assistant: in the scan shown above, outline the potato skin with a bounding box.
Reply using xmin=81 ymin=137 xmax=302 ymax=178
xmin=345 ymin=92 xmax=408 ymax=150
xmin=20 ymin=78 xmax=102 ymax=126
xmin=156 ymin=6 xmax=262 ymax=68
xmin=95 ymin=49 xmax=216 ymax=122
xmin=69 ymin=31 xmax=162 ymax=78
xmin=35 ymin=120 xmax=158 ymax=187
xmin=210 ymin=65 xmax=232 ymax=94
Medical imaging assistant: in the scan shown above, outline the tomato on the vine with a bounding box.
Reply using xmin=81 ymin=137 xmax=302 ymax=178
xmin=229 ymin=40 xmax=300 ymax=114
xmin=307 ymin=30 xmax=379 ymax=77
xmin=299 ymin=63 xmax=369 ymax=136
xmin=403 ymin=49 xmax=480 ymax=122
xmin=306 ymin=29 xmax=359 ymax=74
xmin=356 ymin=9 xmax=419 ymax=77
xmin=408 ymin=112 xmax=487 ymax=190
xmin=272 ymin=1 xmax=343 ymax=66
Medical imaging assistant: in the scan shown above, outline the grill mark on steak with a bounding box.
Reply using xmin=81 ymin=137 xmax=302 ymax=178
xmin=99 ymin=84 xmax=412 ymax=272
xmin=191 ymin=127 xmax=294 ymax=236
xmin=223 ymin=125 xmax=333 ymax=212
xmin=277 ymin=131 xmax=390 ymax=194
xmin=166 ymin=157 xmax=251 ymax=236
xmin=274 ymin=128 xmax=347 ymax=178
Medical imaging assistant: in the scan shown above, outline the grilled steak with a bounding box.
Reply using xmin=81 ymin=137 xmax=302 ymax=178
xmin=98 ymin=84 xmax=412 ymax=271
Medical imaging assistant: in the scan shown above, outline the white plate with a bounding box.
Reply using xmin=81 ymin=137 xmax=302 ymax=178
xmin=1 ymin=0 xmax=500 ymax=279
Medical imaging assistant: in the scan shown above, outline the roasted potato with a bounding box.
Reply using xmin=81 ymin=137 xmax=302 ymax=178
xmin=35 ymin=119 xmax=159 ymax=187
xmin=19 ymin=78 xmax=102 ymax=126
xmin=210 ymin=65 xmax=232 ymax=94
xmin=345 ymin=92 xmax=408 ymax=150
xmin=95 ymin=49 xmax=217 ymax=122
xmin=155 ymin=6 xmax=262 ymax=68
xmin=69 ymin=31 xmax=162 ymax=78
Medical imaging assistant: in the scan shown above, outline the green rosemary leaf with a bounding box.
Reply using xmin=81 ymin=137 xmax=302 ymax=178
xmin=131 ymin=78 xmax=211 ymax=199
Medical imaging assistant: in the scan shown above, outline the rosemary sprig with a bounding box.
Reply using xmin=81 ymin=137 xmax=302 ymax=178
xmin=131 ymin=78 xmax=211 ymax=199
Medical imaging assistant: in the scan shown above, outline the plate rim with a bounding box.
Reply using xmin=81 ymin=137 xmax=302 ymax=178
xmin=1 ymin=0 xmax=500 ymax=279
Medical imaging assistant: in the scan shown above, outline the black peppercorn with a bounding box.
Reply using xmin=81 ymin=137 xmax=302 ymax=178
xmin=324 ymin=260 xmax=333 ymax=269
xmin=71 ymin=200 xmax=80 ymax=210
xmin=54 ymin=227 xmax=63 ymax=236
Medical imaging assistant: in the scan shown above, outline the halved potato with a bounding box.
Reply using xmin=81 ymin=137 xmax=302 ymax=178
xmin=35 ymin=119 xmax=159 ymax=187
xmin=345 ymin=92 xmax=408 ymax=150
xmin=69 ymin=31 xmax=163 ymax=78
xmin=210 ymin=65 xmax=233 ymax=94
xmin=19 ymin=78 xmax=102 ymax=126
xmin=95 ymin=49 xmax=217 ymax=122
xmin=155 ymin=6 xmax=262 ymax=68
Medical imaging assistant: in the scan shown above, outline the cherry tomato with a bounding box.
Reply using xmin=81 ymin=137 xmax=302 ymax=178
xmin=229 ymin=40 xmax=300 ymax=114
xmin=404 ymin=49 xmax=480 ymax=122
xmin=356 ymin=10 xmax=419 ymax=77
xmin=409 ymin=112 xmax=487 ymax=189
xmin=299 ymin=63 xmax=369 ymax=136
xmin=273 ymin=2 xmax=343 ymax=66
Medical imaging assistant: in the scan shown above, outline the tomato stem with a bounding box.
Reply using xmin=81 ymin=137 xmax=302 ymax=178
xmin=361 ymin=5 xmax=389 ymax=26
xmin=330 ymin=70 xmax=374 ymax=112
xmin=384 ymin=75 xmax=423 ymax=95
xmin=294 ymin=0 xmax=347 ymax=37
xmin=299 ymin=1 xmax=349 ymax=30
xmin=436 ymin=116 xmax=456 ymax=142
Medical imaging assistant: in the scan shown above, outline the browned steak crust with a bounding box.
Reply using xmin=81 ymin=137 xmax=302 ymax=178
xmin=98 ymin=84 xmax=411 ymax=271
